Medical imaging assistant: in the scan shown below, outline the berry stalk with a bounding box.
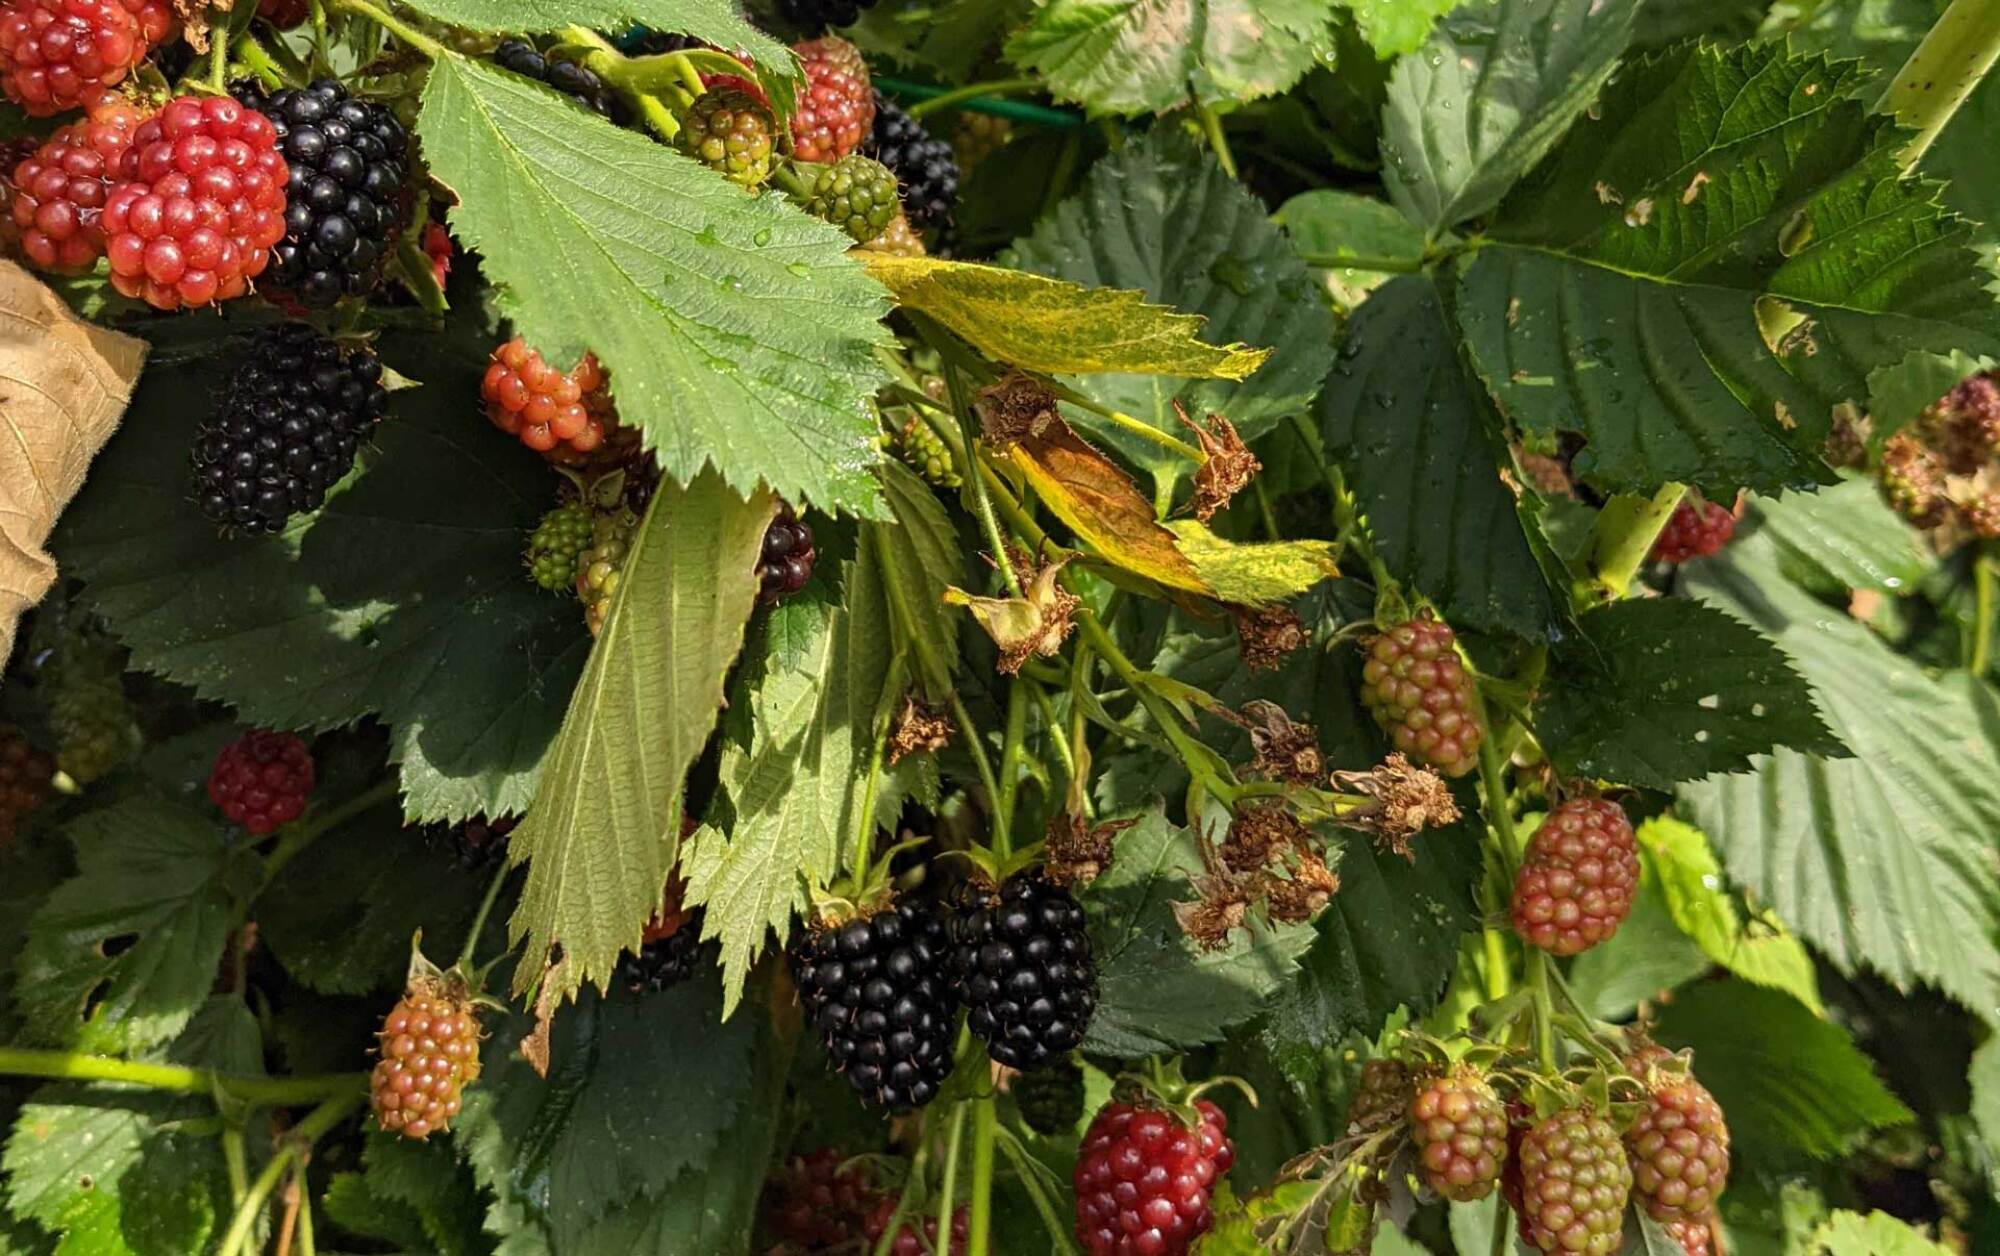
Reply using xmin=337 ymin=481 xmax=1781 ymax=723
xmin=1587 ymin=483 xmax=1687 ymax=599
xmin=969 ymin=1094 xmax=997 ymax=1256
xmin=0 ymin=1047 xmax=366 ymax=1105
xmin=215 ymin=1092 xmax=364 ymax=1256
xmin=325 ymin=0 xmax=443 ymax=58
xmin=1879 ymin=0 xmax=2000 ymax=167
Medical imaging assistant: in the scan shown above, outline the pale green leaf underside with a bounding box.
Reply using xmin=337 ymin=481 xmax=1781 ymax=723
xmin=686 ymin=542 xmax=903 ymax=1015
xmin=1866 ymin=348 xmax=1998 ymax=433
xmin=1812 ymin=1211 xmax=1955 ymax=1256
xmin=1004 ymin=0 xmax=1335 ymax=115
xmin=1381 ymin=0 xmax=1640 ymax=234
xmin=1746 ymin=477 xmax=1929 ymax=595
xmin=1680 ymin=530 xmax=2000 ymax=1022
xmin=1636 ymin=816 xmax=1822 ymax=1014
xmin=1460 ymin=42 xmax=2000 ymax=495
xmin=419 ymin=55 xmax=894 ymax=517
xmin=508 ymin=471 xmax=771 ymax=1003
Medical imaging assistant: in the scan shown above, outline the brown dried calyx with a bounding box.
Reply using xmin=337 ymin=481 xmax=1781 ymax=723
xmin=974 ymin=370 xmax=1061 ymax=445
xmin=1043 ymin=811 xmax=1138 ymax=887
xmin=887 ymin=693 xmax=955 ymax=764
xmin=1233 ymin=700 xmax=1323 ymax=786
xmin=1232 ymin=603 xmax=1306 ymax=674
xmin=1332 ymin=753 xmax=1461 ymax=860
xmin=1177 ymin=802 xmax=1343 ymax=948
xmin=943 ymin=548 xmax=1079 ymax=675
xmin=1178 ymin=402 xmax=1260 ymax=523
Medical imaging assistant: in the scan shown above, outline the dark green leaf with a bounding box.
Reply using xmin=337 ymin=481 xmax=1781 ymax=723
xmin=1566 ymin=875 xmax=1710 ymax=1022
xmin=355 ymin=1132 xmax=487 ymax=1256
xmin=1317 ymin=276 xmax=1562 ymax=639
xmin=116 ymin=1134 xmax=227 ymax=1256
xmin=166 ymin=997 xmax=264 ymax=1075
xmin=1381 ymin=0 xmax=1640 ymax=233
xmin=1336 ymin=0 xmax=1455 ymax=57
xmin=1654 ymin=980 xmax=1911 ymax=1163
xmin=1275 ymin=189 xmax=1427 ymax=272
xmin=1536 ymin=597 xmax=1845 ymax=790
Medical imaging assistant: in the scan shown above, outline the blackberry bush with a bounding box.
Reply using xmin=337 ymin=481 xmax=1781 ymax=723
xmin=192 ymin=324 xmax=388 ymax=533
xmin=787 ymin=900 xmax=959 ymax=1112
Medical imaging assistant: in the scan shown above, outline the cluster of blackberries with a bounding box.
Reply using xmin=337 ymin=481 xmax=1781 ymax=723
xmin=192 ymin=324 xmax=387 ymax=533
xmin=235 ymin=78 xmax=411 ymax=305
xmin=757 ymin=505 xmax=818 ymax=604
xmin=864 ymin=93 xmax=959 ymax=231
xmin=493 ymin=39 xmax=623 ymax=119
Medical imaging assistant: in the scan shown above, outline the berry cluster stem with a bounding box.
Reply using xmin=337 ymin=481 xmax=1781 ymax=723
xmin=327 ymin=0 xmax=445 ymax=57
xmin=937 ymin=1101 xmax=969 ymax=1255
xmin=0 ymin=1047 xmax=366 ymax=1105
xmin=1972 ymin=548 xmax=1996 ymax=675
xmin=455 ymin=858 xmax=515 ymax=971
xmin=1476 ymin=737 xmax=1556 ymax=1069
xmin=969 ymin=1095 xmax=998 ymax=1256
xmin=941 ymin=362 xmax=1024 ymax=598
xmin=1880 ymin=0 xmax=2000 ymax=168
xmin=216 ymin=1092 xmax=363 ymax=1256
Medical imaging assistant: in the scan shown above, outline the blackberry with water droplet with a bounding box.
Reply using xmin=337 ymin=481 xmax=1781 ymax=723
xmin=949 ymin=871 xmax=1097 ymax=1070
xmin=193 ymin=324 xmax=387 ymax=533
xmin=787 ymin=899 xmax=959 ymax=1111
xmin=237 ymin=77 xmax=409 ymax=305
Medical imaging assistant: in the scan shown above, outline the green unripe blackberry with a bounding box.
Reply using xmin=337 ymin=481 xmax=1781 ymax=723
xmin=1013 ymin=1060 xmax=1085 ymax=1136
xmin=884 ymin=415 xmax=960 ymax=488
xmin=52 ymin=674 xmax=139 ymax=785
xmin=677 ymin=87 xmax=775 ymax=187
xmin=576 ymin=506 xmax=640 ymax=636
xmin=526 ymin=501 xmax=593 ymax=592
xmin=804 ymin=154 xmax=900 ymax=243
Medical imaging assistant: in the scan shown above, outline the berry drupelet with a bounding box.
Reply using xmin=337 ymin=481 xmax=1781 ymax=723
xmin=0 ymin=0 xmax=172 ymax=116
xmin=676 ymin=86 xmax=774 ymax=187
xmin=192 ymin=324 xmax=388 ymax=533
xmin=1014 ymin=1059 xmax=1087 ymax=1136
xmin=803 ymin=152 xmax=901 ymax=242
xmin=790 ymin=36 xmax=873 ymax=163
xmin=482 ymin=338 xmax=617 ymax=464
xmin=370 ymin=982 xmax=481 ymax=1140
xmin=949 ymin=871 xmax=1097 ymax=1070
xmin=1358 ymin=610 xmax=1483 ymax=777
xmin=1651 ymin=493 xmax=1736 ymax=564
xmin=1408 ymin=1066 xmax=1509 ymax=1202
xmin=5 ymin=90 xmax=144 ymax=273
xmin=775 ymin=0 xmax=880 ymax=36
xmin=493 ymin=39 xmax=619 ymax=118
xmin=1515 ymin=1105 xmax=1632 ymax=1255
xmin=237 ymin=78 xmax=410 ymax=305
xmin=787 ymin=900 xmax=959 ymax=1112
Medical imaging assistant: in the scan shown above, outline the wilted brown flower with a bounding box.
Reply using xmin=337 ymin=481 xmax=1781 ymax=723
xmin=1232 ymin=603 xmax=1306 ymax=674
xmin=944 ymin=550 xmax=1079 ymax=675
xmin=1172 ymin=870 xmax=1256 ymax=951
xmin=1264 ymin=853 xmax=1340 ymax=924
xmin=1236 ymin=699 xmax=1323 ymax=785
xmin=1332 ymin=754 xmax=1461 ymax=860
xmin=887 ymin=694 xmax=955 ymax=764
xmin=1044 ymin=811 xmax=1137 ymax=887
xmin=975 ymin=370 xmax=1061 ymax=445
xmin=1220 ymin=800 xmax=1307 ymax=874
xmin=1178 ymin=402 xmax=1260 ymax=523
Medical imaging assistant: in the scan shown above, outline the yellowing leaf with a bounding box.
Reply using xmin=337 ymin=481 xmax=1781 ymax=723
xmin=0 ymin=262 xmax=146 ymax=662
xmin=861 ymin=254 xmax=1269 ymax=380
xmin=1003 ymin=420 xmax=1210 ymax=595
xmin=1165 ymin=521 xmax=1339 ymax=607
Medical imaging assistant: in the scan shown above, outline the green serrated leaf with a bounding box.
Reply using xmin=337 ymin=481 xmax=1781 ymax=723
xmin=1336 ymin=0 xmax=1455 ymax=57
xmin=1458 ymin=41 xmax=2000 ymax=496
xmin=1004 ymin=0 xmax=1336 ymax=115
xmin=15 ymin=800 xmax=246 ymax=1053
xmin=322 ymin=1172 xmax=433 ymax=1252
xmin=1680 ymin=529 xmax=2000 ymax=1022
xmin=1811 ymin=1210 xmax=1954 ymax=1255
xmin=166 ymin=996 xmax=264 ymax=1076
xmin=56 ymin=320 xmax=587 ymax=824
xmin=1655 ymin=980 xmax=1911 ymax=1163
xmin=685 ymin=537 xmax=901 ymax=1016
xmin=1317 ymin=276 xmax=1562 ymax=639
xmin=1969 ymin=1036 xmax=2000 ymax=1177
xmin=419 ymin=54 xmax=893 ymax=516
xmin=1161 ymin=523 xmax=1338 ymax=607
xmin=1083 ymin=806 xmax=1317 ymax=1059
xmin=1275 ymin=188 xmax=1428 ymax=272
xmin=1536 ymin=597 xmax=1846 ymax=790
xmin=1382 ymin=0 xmax=1640 ymax=234
xmin=1635 ymin=816 xmax=1822 ymax=1014
xmin=116 ymin=1134 xmax=226 ymax=1256
xmin=1747 ymin=478 xmax=1929 ymax=595
xmin=508 ymin=470 xmax=769 ymax=1004
xmin=1866 ymin=348 xmax=1999 ymax=433
xmin=848 ymin=0 xmax=1034 ymax=82
xmin=871 ymin=459 xmax=965 ymax=702
xmin=3 ymin=1086 xmax=180 ymax=1230
xmin=1005 ymin=129 xmax=1330 ymax=492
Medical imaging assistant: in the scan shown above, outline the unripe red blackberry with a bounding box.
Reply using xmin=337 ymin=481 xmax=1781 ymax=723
xmin=1408 ymin=1066 xmax=1508 ymax=1201
xmin=1358 ymin=611 xmax=1482 ymax=777
xmin=5 ymin=90 xmax=144 ymax=273
xmin=0 ymin=727 xmax=54 ymax=844
xmin=370 ymin=981 xmax=482 ymax=1140
xmin=576 ymin=505 xmax=639 ymax=636
xmin=1624 ymin=1052 xmax=1730 ymax=1227
xmin=1663 ymin=1215 xmax=1714 ymax=1256
xmin=0 ymin=0 xmax=171 ymax=116
xmin=1343 ymin=1058 xmax=1409 ymax=1135
xmin=103 ymin=94 xmax=289 ymax=309
xmin=676 ymin=86 xmax=774 ymax=187
xmin=757 ymin=504 xmax=816 ymax=605
xmin=525 ymin=500 xmax=592 ymax=592
xmin=790 ymin=35 xmax=873 ymax=163
xmin=764 ymin=1147 xmax=878 ymax=1248
xmin=1650 ymin=494 xmax=1736 ymax=564
xmin=1014 ymin=1059 xmax=1086 ymax=1135
xmin=1516 ymin=1105 xmax=1632 ymax=1255
xmin=864 ymin=1197 xmax=969 ymax=1256
xmin=803 ymin=152 xmax=900 ymax=242
xmin=1073 ymin=1098 xmax=1233 ymax=1255
xmin=787 ymin=899 xmax=960 ymax=1112
xmin=206 ymin=729 xmax=314 ymax=836
xmin=1510 ymin=798 xmax=1640 ymax=957
xmin=948 ymin=870 xmax=1097 ymax=1070
xmin=482 ymin=338 xmax=618 ymax=464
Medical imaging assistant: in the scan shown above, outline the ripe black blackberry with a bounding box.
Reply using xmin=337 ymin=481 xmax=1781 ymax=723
xmin=193 ymin=325 xmax=388 ymax=533
xmin=949 ymin=871 xmax=1097 ymax=1070
xmin=775 ymin=0 xmax=880 ymax=36
xmin=757 ymin=505 xmax=816 ymax=604
xmin=493 ymin=39 xmax=621 ymax=119
xmin=787 ymin=900 xmax=959 ymax=1111
xmin=864 ymin=92 xmax=959 ymax=232
xmin=236 ymin=78 xmax=410 ymax=305
xmin=1013 ymin=1059 xmax=1086 ymax=1136
xmin=620 ymin=910 xmax=714 ymax=993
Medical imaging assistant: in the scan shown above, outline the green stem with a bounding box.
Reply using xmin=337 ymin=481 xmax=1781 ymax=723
xmin=296 ymin=1171 xmax=317 ymax=1256
xmin=1194 ymin=103 xmax=1238 ymax=179
xmin=1252 ymin=477 xmax=1280 ymax=541
xmin=231 ymin=32 xmax=284 ymax=90
xmin=222 ymin=1125 xmax=249 ymax=1205
xmin=1041 ymin=131 xmax=1084 ymax=219
xmin=968 ymin=1096 xmax=998 ymax=1256
xmin=944 ymin=365 xmax=1024 ymax=598
xmin=995 ymin=1134 xmax=1083 ymax=1256
xmin=326 ymin=0 xmax=446 ymax=58
xmin=875 ymin=75 xmax=1083 ymax=129
xmin=1077 ymin=610 xmax=1236 ymax=805
xmin=906 ymin=77 xmax=1042 ymax=120
xmin=207 ymin=6 xmax=229 ymax=91
xmin=308 ymin=0 xmax=331 ymax=75
xmin=217 ymin=1094 xmax=362 ymax=1256
xmin=1476 ymin=737 xmax=1554 ymax=1066
xmin=937 ymin=1103 xmax=969 ymax=1256
xmin=1973 ymin=549 xmax=1995 ymax=675
xmin=996 ymin=680 xmax=1028 ymax=855
xmin=1878 ymin=0 xmax=2000 ymax=168
xmin=949 ymin=690 xmax=1005 ymax=823
xmin=1294 ymin=251 xmax=1426 ymax=273
xmin=1588 ymin=483 xmax=1685 ymax=600
xmin=1027 ymin=682 xmax=1078 ymax=784
xmin=0 ymin=1048 xmax=365 ymax=1106
xmin=454 ymin=859 xmax=514 ymax=971
xmin=263 ymin=779 xmax=399 ymax=886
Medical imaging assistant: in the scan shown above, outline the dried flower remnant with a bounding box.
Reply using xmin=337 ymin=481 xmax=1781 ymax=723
xmin=1177 ymin=402 xmax=1260 ymax=523
xmin=974 ymin=370 xmax=1061 ymax=445
xmin=1044 ymin=812 xmax=1137 ymax=887
xmin=943 ymin=550 xmax=1078 ymax=674
xmin=887 ymin=693 xmax=954 ymax=764
xmin=1332 ymin=754 xmax=1460 ymax=860
xmin=1232 ymin=603 xmax=1305 ymax=674
xmin=1236 ymin=699 xmax=1323 ymax=786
